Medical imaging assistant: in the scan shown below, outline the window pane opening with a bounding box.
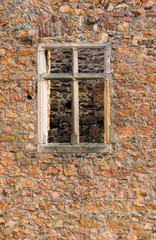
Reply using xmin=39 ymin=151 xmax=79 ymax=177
xmin=48 ymin=80 xmax=72 ymax=143
xmin=50 ymin=48 xmax=72 ymax=73
xmin=79 ymin=79 xmax=104 ymax=143
xmin=78 ymin=48 xmax=104 ymax=73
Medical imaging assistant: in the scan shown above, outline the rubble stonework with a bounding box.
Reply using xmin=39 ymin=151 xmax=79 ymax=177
xmin=0 ymin=0 xmax=156 ymax=239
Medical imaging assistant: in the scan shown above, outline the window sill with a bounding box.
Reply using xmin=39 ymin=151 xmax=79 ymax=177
xmin=37 ymin=143 xmax=112 ymax=153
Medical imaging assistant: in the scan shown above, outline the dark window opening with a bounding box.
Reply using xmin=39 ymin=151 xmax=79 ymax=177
xmin=50 ymin=48 xmax=72 ymax=73
xmin=48 ymin=80 xmax=72 ymax=143
xmin=78 ymin=48 xmax=104 ymax=73
xmin=48 ymin=46 xmax=106 ymax=143
xmin=79 ymin=79 xmax=104 ymax=143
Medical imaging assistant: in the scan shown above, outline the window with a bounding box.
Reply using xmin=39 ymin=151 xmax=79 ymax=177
xmin=37 ymin=42 xmax=111 ymax=153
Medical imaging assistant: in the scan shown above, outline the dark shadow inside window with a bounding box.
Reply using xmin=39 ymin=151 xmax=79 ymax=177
xmin=50 ymin=48 xmax=72 ymax=73
xmin=48 ymin=80 xmax=72 ymax=143
xmin=79 ymin=79 xmax=104 ymax=143
xmin=78 ymin=48 xmax=104 ymax=73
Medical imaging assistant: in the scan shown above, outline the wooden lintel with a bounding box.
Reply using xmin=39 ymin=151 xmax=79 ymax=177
xmin=38 ymin=42 xmax=110 ymax=50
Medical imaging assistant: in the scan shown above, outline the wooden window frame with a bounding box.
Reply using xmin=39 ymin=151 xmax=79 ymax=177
xmin=37 ymin=42 xmax=111 ymax=153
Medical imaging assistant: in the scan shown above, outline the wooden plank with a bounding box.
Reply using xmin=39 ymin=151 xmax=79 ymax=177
xmin=104 ymin=45 xmax=111 ymax=143
xmin=75 ymin=73 xmax=104 ymax=79
xmin=37 ymin=50 xmax=46 ymax=75
xmin=46 ymin=50 xmax=51 ymax=73
xmin=38 ymin=42 xmax=110 ymax=50
xmin=47 ymin=50 xmax=51 ymax=133
xmin=104 ymin=45 xmax=111 ymax=74
xmin=104 ymin=80 xmax=111 ymax=144
xmin=71 ymin=49 xmax=79 ymax=144
xmin=43 ymin=73 xmax=73 ymax=80
xmin=73 ymin=48 xmax=78 ymax=73
xmin=38 ymin=78 xmax=48 ymax=144
xmin=43 ymin=73 xmax=106 ymax=80
xmin=37 ymin=50 xmax=48 ymax=144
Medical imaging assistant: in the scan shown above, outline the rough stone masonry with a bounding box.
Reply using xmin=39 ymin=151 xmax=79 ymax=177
xmin=0 ymin=0 xmax=156 ymax=239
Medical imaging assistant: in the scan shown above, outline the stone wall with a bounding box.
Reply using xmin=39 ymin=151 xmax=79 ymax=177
xmin=0 ymin=0 xmax=156 ymax=239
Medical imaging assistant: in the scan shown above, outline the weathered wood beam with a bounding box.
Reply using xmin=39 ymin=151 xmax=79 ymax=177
xmin=38 ymin=42 xmax=110 ymax=50
xmin=104 ymin=80 xmax=111 ymax=144
xmin=104 ymin=45 xmax=111 ymax=75
xmin=43 ymin=73 xmax=73 ymax=80
xmin=75 ymin=73 xmax=104 ymax=79
xmin=43 ymin=73 xmax=107 ymax=80
xmin=37 ymin=50 xmax=48 ymax=144
xmin=71 ymin=49 xmax=79 ymax=144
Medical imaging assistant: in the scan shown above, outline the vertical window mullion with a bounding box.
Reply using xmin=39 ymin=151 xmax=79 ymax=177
xmin=38 ymin=49 xmax=48 ymax=144
xmin=104 ymin=45 xmax=111 ymax=144
xmin=47 ymin=50 xmax=51 ymax=140
xmin=71 ymin=48 xmax=79 ymax=144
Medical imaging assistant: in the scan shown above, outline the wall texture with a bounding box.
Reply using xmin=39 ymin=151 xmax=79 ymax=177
xmin=0 ymin=0 xmax=156 ymax=239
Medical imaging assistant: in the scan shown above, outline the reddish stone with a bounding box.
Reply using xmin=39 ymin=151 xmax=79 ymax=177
xmin=117 ymin=23 xmax=128 ymax=31
xmin=141 ymin=126 xmax=153 ymax=135
xmin=115 ymin=126 xmax=135 ymax=137
xmin=84 ymin=202 xmax=104 ymax=211
xmin=45 ymin=166 xmax=58 ymax=175
xmin=146 ymin=203 xmax=156 ymax=210
xmin=100 ymin=166 xmax=115 ymax=177
xmin=132 ymin=203 xmax=146 ymax=211
xmin=75 ymin=9 xmax=85 ymax=15
xmin=97 ymin=231 xmax=116 ymax=240
xmin=0 ymin=57 xmax=12 ymax=64
xmin=0 ymin=201 xmax=7 ymax=210
xmin=64 ymin=164 xmax=76 ymax=176
xmin=0 ymin=165 xmax=6 ymax=175
xmin=27 ymin=165 xmax=41 ymax=175
xmin=115 ymin=109 xmax=134 ymax=118
xmin=40 ymin=179 xmax=51 ymax=189
xmin=117 ymin=63 xmax=135 ymax=73
xmin=94 ymin=8 xmax=103 ymax=15
xmin=17 ymin=48 xmax=35 ymax=56
xmin=49 ymin=230 xmax=57 ymax=238
xmin=51 ymin=191 xmax=60 ymax=199
xmin=137 ymin=107 xmax=151 ymax=116
xmin=106 ymin=219 xmax=123 ymax=229
xmin=59 ymin=5 xmax=73 ymax=14
xmin=0 ymin=17 xmax=8 ymax=26
xmin=80 ymin=218 xmax=101 ymax=228
xmin=147 ymin=117 xmax=156 ymax=125
xmin=70 ymin=201 xmax=80 ymax=210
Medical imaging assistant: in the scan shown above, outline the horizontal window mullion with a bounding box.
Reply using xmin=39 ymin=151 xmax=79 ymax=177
xmin=42 ymin=73 xmax=107 ymax=81
xmin=75 ymin=73 xmax=104 ymax=80
xmin=43 ymin=73 xmax=73 ymax=80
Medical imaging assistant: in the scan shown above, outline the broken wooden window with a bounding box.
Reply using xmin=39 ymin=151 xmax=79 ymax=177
xmin=37 ymin=42 xmax=111 ymax=153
